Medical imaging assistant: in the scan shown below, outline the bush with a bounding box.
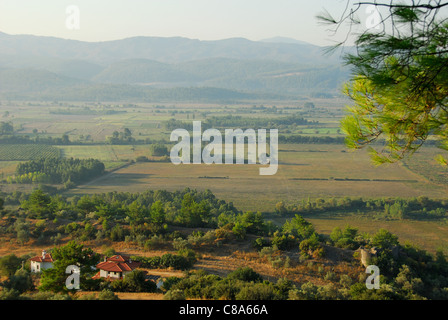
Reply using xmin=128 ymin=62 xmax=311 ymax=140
xmin=0 ymin=254 xmax=22 ymax=277
xmin=111 ymin=270 xmax=157 ymax=293
xmin=135 ymin=253 xmax=195 ymax=270
xmin=339 ymin=274 xmax=353 ymax=288
xmin=299 ymin=233 xmax=324 ymax=258
xmin=324 ymin=271 xmax=338 ymax=282
xmin=226 ymin=267 xmax=263 ymax=283
xmin=235 ymin=283 xmax=276 ymax=300
xmin=136 ymin=156 xmax=149 ymax=162
xmin=26 ymin=292 xmax=72 ymax=300
xmin=164 ymin=289 xmax=186 ymax=300
xmin=162 ymin=277 xmax=183 ymax=291
xmin=253 ymin=237 xmax=272 ymax=250
xmin=2 ymin=269 xmax=34 ymax=293
xmin=271 ymin=232 xmax=297 ymax=250
xmin=98 ymin=289 xmax=120 ymax=300
xmin=0 ymin=288 xmax=22 ymax=300
xmin=172 ymin=237 xmax=193 ymax=251
xmin=150 ymin=144 xmax=169 ymax=157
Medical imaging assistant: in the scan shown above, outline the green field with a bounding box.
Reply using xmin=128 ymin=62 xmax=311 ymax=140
xmin=0 ymin=144 xmax=60 ymax=161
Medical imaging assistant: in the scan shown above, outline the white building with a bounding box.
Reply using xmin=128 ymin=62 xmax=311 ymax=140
xmin=93 ymin=255 xmax=140 ymax=280
xmin=30 ymin=250 xmax=54 ymax=273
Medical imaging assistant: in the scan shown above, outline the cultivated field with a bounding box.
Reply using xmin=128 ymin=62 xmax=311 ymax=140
xmin=65 ymin=144 xmax=448 ymax=212
xmin=1 ymin=101 xmax=448 ymax=255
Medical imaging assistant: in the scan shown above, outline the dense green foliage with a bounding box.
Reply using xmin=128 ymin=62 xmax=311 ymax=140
xmin=322 ymin=1 xmax=448 ymax=164
xmin=38 ymin=241 xmax=100 ymax=293
xmin=13 ymin=157 xmax=105 ymax=185
xmin=203 ymin=114 xmax=316 ymax=129
xmin=277 ymin=196 xmax=448 ymax=220
xmin=108 ymin=270 xmax=157 ymax=293
xmin=164 ymin=268 xmax=292 ymax=300
xmin=0 ymin=254 xmax=24 ymax=277
xmin=131 ymin=253 xmax=196 ymax=270
xmin=106 ymin=128 xmax=135 ymax=145
xmin=0 ymin=186 xmax=447 ymax=300
xmin=278 ymin=134 xmax=345 ymax=144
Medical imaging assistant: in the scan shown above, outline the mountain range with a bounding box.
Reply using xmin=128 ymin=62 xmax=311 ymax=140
xmin=0 ymin=32 xmax=351 ymax=102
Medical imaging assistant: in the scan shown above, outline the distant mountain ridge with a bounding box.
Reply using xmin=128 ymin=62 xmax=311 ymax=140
xmin=0 ymin=32 xmax=342 ymax=65
xmin=259 ymin=36 xmax=313 ymax=45
xmin=0 ymin=33 xmax=350 ymax=101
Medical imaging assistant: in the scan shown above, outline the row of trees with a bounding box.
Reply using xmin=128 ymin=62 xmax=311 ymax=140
xmin=275 ymin=196 xmax=448 ymax=220
xmin=14 ymin=158 xmax=105 ymax=186
xmin=203 ymin=114 xmax=317 ymax=129
xmin=278 ymin=134 xmax=345 ymax=144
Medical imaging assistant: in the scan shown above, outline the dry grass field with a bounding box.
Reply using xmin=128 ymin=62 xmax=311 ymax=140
xmin=66 ymin=144 xmax=448 ymax=213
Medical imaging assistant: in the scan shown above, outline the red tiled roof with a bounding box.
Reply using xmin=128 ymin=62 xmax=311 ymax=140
xmin=30 ymin=253 xmax=54 ymax=263
xmin=107 ymin=255 xmax=128 ymax=263
xmin=96 ymin=255 xmax=140 ymax=272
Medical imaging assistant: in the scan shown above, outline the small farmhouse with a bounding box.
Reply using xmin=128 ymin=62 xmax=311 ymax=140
xmin=93 ymin=255 xmax=140 ymax=280
xmin=30 ymin=250 xmax=54 ymax=273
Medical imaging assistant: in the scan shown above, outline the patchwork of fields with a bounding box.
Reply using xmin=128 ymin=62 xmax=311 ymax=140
xmin=59 ymin=144 xmax=448 ymax=212
xmin=1 ymin=101 xmax=448 ymax=254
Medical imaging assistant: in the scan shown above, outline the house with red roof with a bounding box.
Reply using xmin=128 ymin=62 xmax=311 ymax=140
xmin=30 ymin=250 xmax=54 ymax=273
xmin=93 ymin=255 xmax=141 ymax=280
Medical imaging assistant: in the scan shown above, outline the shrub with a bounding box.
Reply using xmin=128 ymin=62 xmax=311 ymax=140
xmin=235 ymin=283 xmax=276 ymax=300
xmin=0 ymin=288 xmax=22 ymax=300
xmin=111 ymin=270 xmax=157 ymax=293
xmin=98 ymin=289 xmax=119 ymax=300
xmin=164 ymin=289 xmax=186 ymax=300
xmin=226 ymin=267 xmax=263 ymax=283
xmin=2 ymin=269 xmax=34 ymax=293
xmin=324 ymin=271 xmax=338 ymax=282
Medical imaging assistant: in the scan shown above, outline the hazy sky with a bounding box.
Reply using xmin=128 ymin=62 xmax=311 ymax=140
xmin=0 ymin=0 xmax=357 ymax=46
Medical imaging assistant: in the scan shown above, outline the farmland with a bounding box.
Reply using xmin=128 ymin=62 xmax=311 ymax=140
xmin=1 ymin=100 xmax=448 ymax=256
xmin=64 ymin=143 xmax=447 ymax=213
xmin=0 ymin=144 xmax=60 ymax=161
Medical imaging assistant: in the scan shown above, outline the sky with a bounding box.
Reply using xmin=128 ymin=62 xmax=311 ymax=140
xmin=0 ymin=0 xmax=360 ymax=46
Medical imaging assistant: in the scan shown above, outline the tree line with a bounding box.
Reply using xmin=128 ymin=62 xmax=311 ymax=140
xmin=275 ymin=196 xmax=448 ymax=220
xmin=10 ymin=158 xmax=105 ymax=186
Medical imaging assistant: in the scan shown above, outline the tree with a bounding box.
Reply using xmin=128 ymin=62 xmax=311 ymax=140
xmin=39 ymin=241 xmax=100 ymax=293
xmin=319 ymin=1 xmax=448 ymax=164
xmin=0 ymin=254 xmax=22 ymax=277
xmin=299 ymin=233 xmax=324 ymax=258
xmin=21 ymin=189 xmax=53 ymax=219
xmin=371 ymin=228 xmax=399 ymax=249
xmin=126 ymin=201 xmax=147 ymax=226
xmin=275 ymin=201 xmax=288 ymax=216
xmin=2 ymin=269 xmax=34 ymax=293
xmin=150 ymin=200 xmax=166 ymax=225
xmin=0 ymin=122 xmax=13 ymax=135
xmin=282 ymin=214 xmax=315 ymax=241
xmin=150 ymin=143 xmax=169 ymax=157
xmin=226 ymin=267 xmax=263 ymax=283
xmin=111 ymin=270 xmax=157 ymax=293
